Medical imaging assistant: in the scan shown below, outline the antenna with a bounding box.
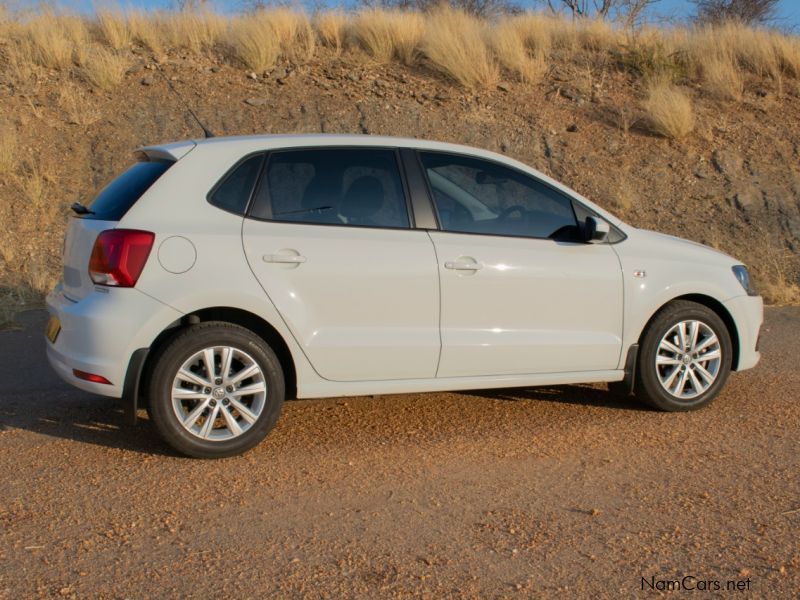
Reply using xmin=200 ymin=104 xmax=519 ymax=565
xmin=153 ymin=65 xmax=215 ymax=138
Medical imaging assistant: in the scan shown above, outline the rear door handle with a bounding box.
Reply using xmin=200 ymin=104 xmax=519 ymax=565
xmin=444 ymin=259 xmax=483 ymax=271
xmin=263 ymin=253 xmax=306 ymax=264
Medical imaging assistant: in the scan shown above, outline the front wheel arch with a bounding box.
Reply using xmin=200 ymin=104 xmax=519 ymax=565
xmin=637 ymin=294 xmax=740 ymax=371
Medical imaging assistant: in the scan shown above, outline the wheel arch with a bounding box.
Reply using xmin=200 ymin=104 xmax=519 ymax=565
xmin=639 ymin=294 xmax=740 ymax=371
xmin=134 ymin=307 xmax=298 ymax=424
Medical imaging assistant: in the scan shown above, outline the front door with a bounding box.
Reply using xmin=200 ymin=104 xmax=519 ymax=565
xmin=417 ymin=151 xmax=623 ymax=377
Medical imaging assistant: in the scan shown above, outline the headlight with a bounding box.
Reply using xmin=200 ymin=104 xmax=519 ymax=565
xmin=732 ymin=265 xmax=757 ymax=296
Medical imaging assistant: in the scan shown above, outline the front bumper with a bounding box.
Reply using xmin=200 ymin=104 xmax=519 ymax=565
xmin=723 ymin=294 xmax=763 ymax=371
xmin=45 ymin=284 xmax=182 ymax=398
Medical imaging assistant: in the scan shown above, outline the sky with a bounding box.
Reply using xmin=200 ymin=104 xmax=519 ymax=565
xmin=28 ymin=0 xmax=800 ymax=30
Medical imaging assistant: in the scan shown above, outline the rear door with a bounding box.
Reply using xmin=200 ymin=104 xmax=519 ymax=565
xmin=415 ymin=150 xmax=624 ymax=377
xmin=242 ymin=147 xmax=440 ymax=382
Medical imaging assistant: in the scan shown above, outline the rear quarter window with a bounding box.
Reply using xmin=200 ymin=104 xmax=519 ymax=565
xmin=85 ymin=160 xmax=173 ymax=220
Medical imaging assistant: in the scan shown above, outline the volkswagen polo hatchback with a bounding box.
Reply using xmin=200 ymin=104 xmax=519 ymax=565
xmin=46 ymin=135 xmax=763 ymax=458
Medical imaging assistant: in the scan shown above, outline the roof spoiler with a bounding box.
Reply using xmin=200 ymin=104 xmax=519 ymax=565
xmin=135 ymin=140 xmax=198 ymax=162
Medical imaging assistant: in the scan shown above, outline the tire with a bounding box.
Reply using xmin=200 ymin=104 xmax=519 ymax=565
xmin=147 ymin=321 xmax=285 ymax=458
xmin=635 ymin=300 xmax=732 ymax=412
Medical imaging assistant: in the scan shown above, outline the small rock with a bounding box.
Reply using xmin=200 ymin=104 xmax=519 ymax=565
xmin=434 ymin=91 xmax=450 ymax=101
xmin=755 ymin=88 xmax=768 ymax=98
xmin=731 ymin=185 xmax=762 ymax=212
xmin=559 ymin=87 xmax=583 ymax=103
xmin=247 ymin=71 xmax=258 ymax=80
xmin=711 ymin=149 xmax=743 ymax=178
xmin=272 ymin=67 xmax=288 ymax=80
xmin=566 ymin=123 xmax=578 ymax=133
xmin=497 ymin=82 xmax=510 ymax=92
xmin=374 ymin=78 xmax=388 ymax=87
xmin=347 ymin=72 xmax=360 ymax=82
xmin=589 ymin=508 xmax=601 ymax=516
xmin=244 ymin=97 xmax=268 ymax=106
xmin=140 ymin=76 xmax=153 ymax=86
xmin=126 ymin=63 xmax=144 ymax=75
xmin=210 ymin=65 xmax=221 ymax=73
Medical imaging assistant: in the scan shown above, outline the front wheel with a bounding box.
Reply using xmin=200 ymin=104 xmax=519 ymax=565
xmin=147 ymin=322 xmax=285 ymax=458
xmin=635 ymin=301 xmax=732 ymax=412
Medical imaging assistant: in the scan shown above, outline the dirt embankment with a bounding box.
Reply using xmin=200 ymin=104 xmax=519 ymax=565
xmin=1 ymin=38 xmax=799 ymax=306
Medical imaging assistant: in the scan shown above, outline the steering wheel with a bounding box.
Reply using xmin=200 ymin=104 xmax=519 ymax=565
xmin=497 ymin=205 xmax=527 ymax=221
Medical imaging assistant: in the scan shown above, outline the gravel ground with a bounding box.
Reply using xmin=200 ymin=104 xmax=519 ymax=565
xmin=1 ymin=308 xmax=798 ymax=599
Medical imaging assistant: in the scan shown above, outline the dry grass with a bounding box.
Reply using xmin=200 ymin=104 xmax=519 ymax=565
xmin=0 ymin=127 xmax=17 ymax=178
xmin=642 ymin=79 xmax=695 ymax=139
xmin=96 ymin=9 xmax=131 ymax=51
xmin=226 ymin=9 xmax=315 ymax=72
xmin=24 ymin=13 xmax=79 ymax=69
xmin=227 ymin=13 xmax=280 ymax=72
xmin=701 ymin=55 xmax=744 ymax=101
xmin=58 ymin=84 xmax=101 ymax=126
xmin=352 ymin=10 xmax=425 ymax=66
xmin=127 ymin=11 xmax=163 ymax=54
xmin=160 ymin=10 xmax=225 ymax=54
xmin=489 ymin=19 xmax=547 ymax=82
xmin=422 ymin=8 xmax=499 ymax=88
xmin=315 ymin=11 xmax=347 ymax=54
xmin=79 ymin=46 xmax=128 ymax=90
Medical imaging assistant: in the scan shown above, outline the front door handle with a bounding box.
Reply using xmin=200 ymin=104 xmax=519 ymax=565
xmin=444 ymin=258 xmax=483 ymax=271
xmin=263 ymin=252 xmax=306 ymax=264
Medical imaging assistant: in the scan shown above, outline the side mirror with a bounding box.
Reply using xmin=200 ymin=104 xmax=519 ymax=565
xmin=584 ymin=216 xmax=610 ymax=243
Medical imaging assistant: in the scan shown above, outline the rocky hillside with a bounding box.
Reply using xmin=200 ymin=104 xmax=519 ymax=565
xmin=1 ymin=10 xmax=799 ymax=316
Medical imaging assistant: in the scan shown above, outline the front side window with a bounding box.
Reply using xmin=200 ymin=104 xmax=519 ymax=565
xmin=419 ymin=152 xmax=579 ymax=240
xmin=251 ymin=148 xmax=410 ymax=229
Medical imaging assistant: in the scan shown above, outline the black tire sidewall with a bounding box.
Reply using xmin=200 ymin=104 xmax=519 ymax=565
xmin=637 ymin=302 xmax=732 ymax=412
xmin=148 ymin=323 xmax=284 ymax=458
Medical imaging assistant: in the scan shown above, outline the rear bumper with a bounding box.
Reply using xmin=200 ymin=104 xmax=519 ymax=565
xmin=45 ymin=284 xmax=182 ymax=398
xmin=723 ymin=294 xmax=763 ymax=371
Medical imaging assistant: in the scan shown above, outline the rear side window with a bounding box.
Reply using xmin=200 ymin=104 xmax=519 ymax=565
xmin=208 ymin=153 xmax=265 ymax=215
xmin=250 ymin=148 xmax=410 ymax=229
xmin=85 ymin=160 xmax=172 ymax=220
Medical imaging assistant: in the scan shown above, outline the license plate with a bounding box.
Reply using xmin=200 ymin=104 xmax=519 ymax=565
xmin=46 ymin=315 xmax=61 ymax=344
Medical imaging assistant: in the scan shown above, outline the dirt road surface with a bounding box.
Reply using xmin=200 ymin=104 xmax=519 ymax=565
xmin=1 ymin=309 xmax=798 ymax=598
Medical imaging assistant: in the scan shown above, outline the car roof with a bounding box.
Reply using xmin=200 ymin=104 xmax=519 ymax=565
xmin=141 ymin=133 xmax=508 ymax=162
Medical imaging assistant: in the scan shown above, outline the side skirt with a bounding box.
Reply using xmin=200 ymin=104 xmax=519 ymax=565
xmin=297 ymin=369 xmax=625 ymax=399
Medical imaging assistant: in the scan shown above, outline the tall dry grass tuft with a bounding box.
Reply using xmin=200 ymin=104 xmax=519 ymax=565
xmin=315 ymin=11 xmax=347 ymax=54
xmin=96 ymin=9 xmax=131 ymax=50
xmin=489 ymin=19 xmax=547 ymax=82
xmin=422 ymin=8 xmax=498 ymax=89
xmin=128 ymin=11 xmax=164 ymax=54
xmin=227 ymin=13 xmax=280 ymax=72
xmin=352 ymin=10 xmax=425 ymax=66
xmin=642 ymin=79 xmax=695 ymax=139
xmin=24 ymin=13 xmax=82 ymax=69
xmin=227 ymin=9 xmax=315 ymax=71
xmin=262 ymin=8 xmax=315 ymax=62
xmin=79 ymin=46 xmax=128 ymax=90
xmin=161 ymin=10 xmax=225 ymax=54
xmin=701 ymin=55 xmax=744 ymax=101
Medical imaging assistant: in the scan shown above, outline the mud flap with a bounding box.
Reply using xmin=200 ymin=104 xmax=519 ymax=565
xmin=122 ymin=348 xmax=149 ymax=426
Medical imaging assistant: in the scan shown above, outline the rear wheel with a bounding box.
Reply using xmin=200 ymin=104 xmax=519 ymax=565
xmin=147 ymin=322 xmax=284 ymax=458
xmin=635 ymin=301 xmax=732 ymax=412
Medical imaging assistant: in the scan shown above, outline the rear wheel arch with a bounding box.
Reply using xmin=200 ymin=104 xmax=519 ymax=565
xmin=141 ymin=307 xmax=297 ymax=407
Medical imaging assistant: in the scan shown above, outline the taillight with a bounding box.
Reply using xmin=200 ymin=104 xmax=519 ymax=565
xmin=89 ymin=229 xmax=155 ymax=287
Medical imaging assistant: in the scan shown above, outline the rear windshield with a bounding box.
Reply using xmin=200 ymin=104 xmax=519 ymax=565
xmin=84 ymin=160 xmax=173 ymax=220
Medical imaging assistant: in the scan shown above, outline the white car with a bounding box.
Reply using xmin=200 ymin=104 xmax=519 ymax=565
xmin=46 ymin=135 xmax=763 ymax=458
